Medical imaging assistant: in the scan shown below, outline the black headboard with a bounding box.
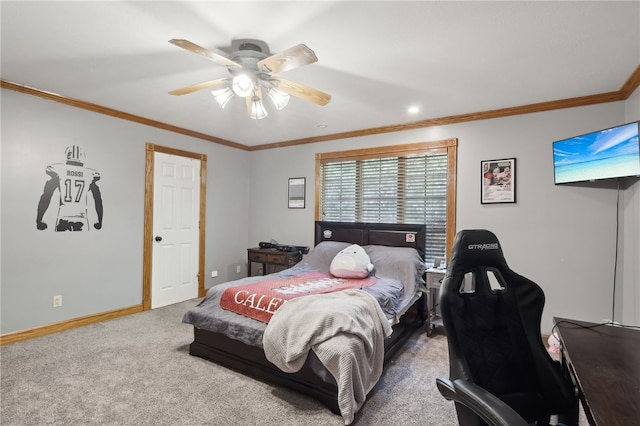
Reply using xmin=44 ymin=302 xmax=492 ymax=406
xmin=314 ymin=221 xmax=426 ymax=258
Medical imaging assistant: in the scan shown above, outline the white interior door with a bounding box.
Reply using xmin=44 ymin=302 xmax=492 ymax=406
xmin=151 ymin=152 xmax=200 ymax=309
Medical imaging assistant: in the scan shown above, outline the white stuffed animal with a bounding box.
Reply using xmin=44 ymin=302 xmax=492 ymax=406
xmin=547 ymin=331 xmax=561 ymax=354
xmin=329 ymin=244 xmax=374 ymax=279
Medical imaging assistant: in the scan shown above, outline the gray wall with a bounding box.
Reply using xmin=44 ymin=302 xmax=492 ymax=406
xmin=248 ymin=94 xmax=640 ymax=333
xmin=1 ymin=87 xmax=638 ymax=336
xmin=622 ymin=87 xmax=640 ymax=328
xmin=0 ymin=90 xmax=251 ymax=334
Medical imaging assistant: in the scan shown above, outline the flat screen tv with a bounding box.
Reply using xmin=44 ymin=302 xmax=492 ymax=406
xmin=553 ymin=121 xmax=640 ymax=185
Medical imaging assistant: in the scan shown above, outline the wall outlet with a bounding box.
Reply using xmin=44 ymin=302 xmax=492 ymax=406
xmin=236 ymin=265 xmax=241 ymax=273
xmin=53 ymin=295 xmax=62 ymax=308
xmin=211 ymin=270 xmax=218 ymax=278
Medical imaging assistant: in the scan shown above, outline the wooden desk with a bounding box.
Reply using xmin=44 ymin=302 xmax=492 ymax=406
xmin=247 ymin=247 xmax=302 ymax=276
xmin=554 ymin=317 xmax=640 ymax=426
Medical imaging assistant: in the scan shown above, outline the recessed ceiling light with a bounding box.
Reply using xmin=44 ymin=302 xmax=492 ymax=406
xmin=317 ymin=123 xmax=328 ymax=128
xmin=408 ymin=106 xmax=420 ymax=114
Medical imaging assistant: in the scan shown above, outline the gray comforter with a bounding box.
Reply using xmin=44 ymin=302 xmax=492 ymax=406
xmin=181 ymin=241 xmax=426 ymax=421
xmin=263 ymin=289 xmax=393 ymax=425
xmin=182 ymin=241 xmax=412 ymax=348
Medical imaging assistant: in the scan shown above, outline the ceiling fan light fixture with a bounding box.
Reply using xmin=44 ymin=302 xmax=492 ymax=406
xmin=169 ymin=38 xmax=331 ymax=120
xmin=249 ymin=95 xmax=268 ymax=120
xmin=232 ymin=74 xmax=254 ymax=97
xmin=267 ymin=87 xmax=290 ymax=110
xmin=211 ymin=86 xmax=234 ymax=109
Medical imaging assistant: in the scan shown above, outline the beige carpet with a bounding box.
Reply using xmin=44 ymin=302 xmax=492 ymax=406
xmin=1 ymin=299 xmax=458 ymax=425
xmin=1 ymin=299 xmax=586 ymax=425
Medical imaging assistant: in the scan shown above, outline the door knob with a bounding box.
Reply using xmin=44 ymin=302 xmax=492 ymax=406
xmin=155 ymin=236 xmax=162 ymax=242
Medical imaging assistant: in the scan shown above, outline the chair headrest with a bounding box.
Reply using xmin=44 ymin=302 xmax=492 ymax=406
xmin=448 ymin=229 xmax=508 ymax=271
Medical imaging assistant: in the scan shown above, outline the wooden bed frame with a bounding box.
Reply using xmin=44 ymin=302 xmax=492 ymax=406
xmin=188 ymin=221 xmax=427 ymax=415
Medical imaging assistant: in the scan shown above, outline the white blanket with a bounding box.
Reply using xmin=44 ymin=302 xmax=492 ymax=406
xmin=263 ymin=289 xmax=393 ymax=425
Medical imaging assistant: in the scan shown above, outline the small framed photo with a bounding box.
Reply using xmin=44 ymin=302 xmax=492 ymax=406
xmin=288 ymin=177 xmax=306 ymax=209
xmin=481 ymin=158 xmax=516 ymax=204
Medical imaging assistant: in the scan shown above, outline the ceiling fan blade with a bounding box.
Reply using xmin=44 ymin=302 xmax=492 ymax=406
xmin=169 ymin=78 xmax=229 ymax=96
xmin=271 ymin=77 xmax=331 ymax=106
xmin=169 ymin=39 xmax=242 ymax=68
xmin=257 ymin=44 xmax=318 ymax=74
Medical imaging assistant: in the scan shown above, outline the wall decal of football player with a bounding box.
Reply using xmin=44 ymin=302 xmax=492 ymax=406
xmin=36 ymin=145 xmax=103 ymax=232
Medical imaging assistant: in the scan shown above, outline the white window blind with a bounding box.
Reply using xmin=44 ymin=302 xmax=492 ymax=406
xmin=320 ymin=152 xmax=448 ymax=261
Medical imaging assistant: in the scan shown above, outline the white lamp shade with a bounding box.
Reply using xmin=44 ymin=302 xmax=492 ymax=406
xmin=250 ymin=96 xmax=268 ymax=119
xmin=211 ymin=87 xmax=234 ymax=109
xmin=267 ymin=87 xmax=290 ymax=110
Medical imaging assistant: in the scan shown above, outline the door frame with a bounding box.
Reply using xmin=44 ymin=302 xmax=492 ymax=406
xmin=143 ymin=143 xmax=207 ymax=310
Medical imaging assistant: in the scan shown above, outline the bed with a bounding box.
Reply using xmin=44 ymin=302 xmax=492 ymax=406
xmin=182 ymin=221 xmax=427 ymax=424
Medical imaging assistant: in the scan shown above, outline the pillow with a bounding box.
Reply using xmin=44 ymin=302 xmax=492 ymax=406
xmin=364 ymin=245 xmax=427 ymax=294
xmin=302 ymin=241 xmax=352 ymax=273
xmin=330 ymin=244 xmax=374 ymax=278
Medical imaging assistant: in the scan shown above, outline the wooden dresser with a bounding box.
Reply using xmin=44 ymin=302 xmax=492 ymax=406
xmin=247 ymin=247 xmax=303 ymax=276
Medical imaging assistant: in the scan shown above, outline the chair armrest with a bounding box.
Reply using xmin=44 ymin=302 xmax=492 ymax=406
xmin=436 ymin=378 xmax=528 ymax=426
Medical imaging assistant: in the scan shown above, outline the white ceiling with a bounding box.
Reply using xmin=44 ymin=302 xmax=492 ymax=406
xmin=2 ymin=1 xmax=639 ymax=148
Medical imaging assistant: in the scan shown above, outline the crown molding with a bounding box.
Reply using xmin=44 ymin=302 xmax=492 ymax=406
xmin=3 ymin=64 xmax=639 ymax=151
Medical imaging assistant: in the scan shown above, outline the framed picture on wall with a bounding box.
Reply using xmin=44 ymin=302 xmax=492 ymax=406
xmin=481 ymin=158 xmax=516 ymax=204
xmin=288 ymin=177 xmax=306 ymax=209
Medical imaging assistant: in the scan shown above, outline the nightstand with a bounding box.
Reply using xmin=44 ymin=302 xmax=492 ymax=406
xmin=247 ymin=247 xmax=303 ymax=276
xmin=425 ymin=268 xmax=446 ymax=335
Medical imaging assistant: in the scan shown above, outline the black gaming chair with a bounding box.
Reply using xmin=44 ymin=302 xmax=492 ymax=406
xmin=436 ymin=230 xmax=578 ymax=426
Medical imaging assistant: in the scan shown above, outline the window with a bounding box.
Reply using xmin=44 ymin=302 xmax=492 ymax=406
xmin=315 ymin=139 xmax=457 ymax=263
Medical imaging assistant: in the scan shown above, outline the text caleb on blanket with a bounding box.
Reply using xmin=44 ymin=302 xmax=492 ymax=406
xmin=232 ymin=290 xmax=285 ymax=314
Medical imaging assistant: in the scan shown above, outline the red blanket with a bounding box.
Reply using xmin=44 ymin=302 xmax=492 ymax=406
xmin=219 ymin=271 xmax=378 ymax=323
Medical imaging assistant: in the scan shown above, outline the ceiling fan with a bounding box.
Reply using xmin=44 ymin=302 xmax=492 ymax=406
xmin=168 ymin=38 xmax=331 ymax=119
